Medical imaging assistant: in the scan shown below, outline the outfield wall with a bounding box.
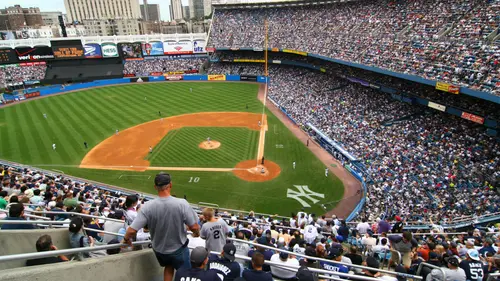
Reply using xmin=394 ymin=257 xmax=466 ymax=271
xmin=0 ymin=75 xmax=268 ymax=107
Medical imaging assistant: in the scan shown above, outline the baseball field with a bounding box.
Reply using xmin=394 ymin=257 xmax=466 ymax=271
xmin=0 ymin=82 xmax=346 ymax=215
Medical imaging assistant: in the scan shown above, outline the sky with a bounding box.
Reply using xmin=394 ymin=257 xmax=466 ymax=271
xmin=1 ymin=0 xmax=184 ymax=21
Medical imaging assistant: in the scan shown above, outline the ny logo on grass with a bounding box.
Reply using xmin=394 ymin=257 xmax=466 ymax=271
xmin=287 ymin=185 xmax=325 ymax=207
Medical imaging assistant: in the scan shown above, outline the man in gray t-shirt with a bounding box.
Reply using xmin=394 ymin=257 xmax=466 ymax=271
xmin=123 ymin=173 xmax=200 ymax=281
xmin=200 ymin=208 xmax=230 ymax=253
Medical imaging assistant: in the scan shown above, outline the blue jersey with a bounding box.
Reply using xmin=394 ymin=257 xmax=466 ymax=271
xmin=320 ymin=261 xmax=349 ymax=278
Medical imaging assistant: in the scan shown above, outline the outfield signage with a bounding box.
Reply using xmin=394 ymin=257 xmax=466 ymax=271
xmin=208 ymin=75 xmax=226 ymax=81
xmin=436 ymin=81 xmax=459 ymax=94
xmin=164 ymin=74 xmax=183 ymax=80
xmin=101 ymin=43 xmax=119 ymax=58
xmin=84 ymin=43 xmax=103 ymax=58
xmin=461 ymin=112 xmax=484 ymax=124
xmin=163 ymin=41 xmax=193 ymax=55
xmin=24 ymin=91 xmax=40 ymax=99
xmin=15 ymin=47 xmax=54 ymax=61
xmin=428 ymin=101 xmax=446 ymax=112
xmin=193 ymin=40 xmax=206 ymax=53
xmin=282 ymin=49 xmax=307 ymax=56
xmin=142 ymin=42 xmax=164 ymax=56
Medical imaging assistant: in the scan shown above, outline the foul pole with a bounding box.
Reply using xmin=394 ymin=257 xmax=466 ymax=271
xmin=256 ymin=19 xmax=269 ymax=167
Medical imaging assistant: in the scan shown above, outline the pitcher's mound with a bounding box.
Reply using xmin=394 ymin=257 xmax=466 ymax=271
xmin=233 ymin=160 xmax=281 ymax=182
xmin=199 ymin=141 xmax=221 ymax=150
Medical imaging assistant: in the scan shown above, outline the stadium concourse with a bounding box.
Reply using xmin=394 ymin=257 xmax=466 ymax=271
xmin=208 ymin=0 xmax=500 ymax=96
xmin=0 ymin=163 xmax=499 ymax=281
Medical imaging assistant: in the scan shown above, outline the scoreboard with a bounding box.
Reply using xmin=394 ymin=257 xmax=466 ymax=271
xmin=52 ymin=46 xmax=85 ymax=59
xmin=0 ymin=49 xmax=18 ymax=64
xmin=51 ymin=39 xmax=85 ymax=59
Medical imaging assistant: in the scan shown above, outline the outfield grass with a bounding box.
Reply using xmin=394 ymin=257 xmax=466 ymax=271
xmin=147 ymin=127 xmax=259 ymax=168
xmin=0 ymin=82 xmax=344 ymax=215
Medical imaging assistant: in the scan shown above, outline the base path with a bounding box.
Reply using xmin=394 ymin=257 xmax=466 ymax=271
xmin=258 ymin=85 xmax=362 ymax=219
xmin=80 ymin=112 xmax=267 ymax=171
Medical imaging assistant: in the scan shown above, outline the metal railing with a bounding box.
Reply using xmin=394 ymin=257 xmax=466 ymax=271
xmin=486 ymin=273 xmax=500 ymax=281
xmin=416 ymin=262 xmax=447 ymax=281
xmin=0 ymin=242 xmax=385 ymax=281
xmin=0 ymin=220 xmax=418 ymax=280
xmin=225 ymin=237 xmax=421 ymax=279
xmin=0 ymin=240 xmax=150 ymax=263
xmin=29 ymin=211 xmax=125 ymax=223
xmin=0 ymin=220 xmax=126 ymax=238
xmin=196 ymin=202 xmax=290 ymax=219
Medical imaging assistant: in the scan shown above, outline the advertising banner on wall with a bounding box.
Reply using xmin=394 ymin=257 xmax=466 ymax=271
xmin=118 ymin=43 xmax=143 ymax=59
xmin=461 ymin=112 xmax=484 ymax=124
xmin=15 ymin=46 xmax=54 ymax=61
xmin=428 ymin=101 xmax=446 ymax=112
xmin=282 ymin=49 xmax=307 ymax=56
xmin=164 ymin=74 xmax=184 ymax=81
xmin=142 ymin=42 xmax=164 ymax=56
xmin=101 ymin=43 xmax=119 ymax=58
xmin=208 ymin=75 xmax=226 ymax=81
xmin=163 ymin=41 xmax=193 ymax=55
xmin=192 ymin=40 xmax=206 ymax=53
xmin=84 ymin=43 xmax=103 ymax=58
xmin=436 ymin=81 xmax=459 ymax=94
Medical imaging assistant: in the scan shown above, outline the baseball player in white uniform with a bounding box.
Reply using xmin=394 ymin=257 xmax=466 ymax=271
xmin=325 ymin=168 xmax=329 ymax=177
xmin=293 ymin=162 xmax=296 ymax=169
xmin=207 ymin=137 xmax=211 ymax=144
xmin=52 ymin=143 xmax=56 ymax=150
xmin=149 ymin=146 xmax=153 ymax=153
xmin=43 ymin=113 xmax=47 ymax=119
xmin=115 ymin=129 xmax=119 ymax=135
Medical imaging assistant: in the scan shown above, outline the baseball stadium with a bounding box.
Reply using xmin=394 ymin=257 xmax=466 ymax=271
xmin=0 ymin=0 xmax=499 ymax=280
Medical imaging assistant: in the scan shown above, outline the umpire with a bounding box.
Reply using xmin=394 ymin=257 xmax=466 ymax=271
xmin=123 ymin=173 xmax=200 ymax=281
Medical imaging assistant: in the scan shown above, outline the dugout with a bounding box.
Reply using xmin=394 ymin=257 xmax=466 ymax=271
xmin=42 ymin=58 xmax=124 ymax=84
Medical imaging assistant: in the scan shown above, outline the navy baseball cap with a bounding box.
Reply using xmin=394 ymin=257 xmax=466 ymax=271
xmin=223 ymin=243 xmax=237 ymax=261
xmin=296 ymin=266 xmax=314 ymax=281
xmin=154 ymin=173 xmax=171 ymax=187
xmin=328 ymin=247 xmax=341 ymax=258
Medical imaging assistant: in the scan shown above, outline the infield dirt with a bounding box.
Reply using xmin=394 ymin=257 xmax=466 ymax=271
xmin=80 ymin=112 xmax=267 ymax=171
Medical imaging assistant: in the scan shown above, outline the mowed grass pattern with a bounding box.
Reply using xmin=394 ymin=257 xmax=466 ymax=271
xmin=147 ymin=127 xmax=259 ymax=168
xmin=0 ymin=83 xmax=260 ymax=166
xmin=0 ymin=82 xmax=345 ymax=215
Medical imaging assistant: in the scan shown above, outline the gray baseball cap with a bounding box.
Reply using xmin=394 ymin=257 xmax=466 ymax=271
xmin=190 ymin=247 xmax=208 ymax=264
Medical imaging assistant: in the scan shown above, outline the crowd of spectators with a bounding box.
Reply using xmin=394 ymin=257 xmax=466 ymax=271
xmin=123 ymin=58 xmax=207 ymax=76
xmin=209 ymin=63 xmax=499 ymax=223
xmin=210 ymin=51 xmax=500 ymax=121
xmin=209 ymin=0 xmax=500 ymax=95
xmin=1 ymin=164 xmax=500 ymax=281
xmin=0 ymin=65 xmax=46 ymax=88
